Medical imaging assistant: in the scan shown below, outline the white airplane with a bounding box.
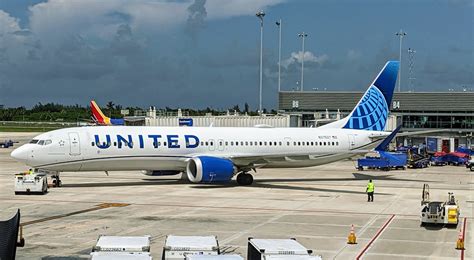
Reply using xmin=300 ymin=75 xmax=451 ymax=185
xmin=11 ymin=61 xmax=399 ymax=186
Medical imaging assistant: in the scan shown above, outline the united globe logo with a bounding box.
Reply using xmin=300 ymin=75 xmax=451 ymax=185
xmin=343 ymin=85 xmax=388 ymax=131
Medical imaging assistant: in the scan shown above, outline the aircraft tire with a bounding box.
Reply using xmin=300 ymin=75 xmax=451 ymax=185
xmin=237 ymin=173 xmax=253 ymax=186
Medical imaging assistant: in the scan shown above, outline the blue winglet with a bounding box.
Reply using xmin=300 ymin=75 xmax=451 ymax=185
xmin=375 ymin=125 xmax=402 ymax=151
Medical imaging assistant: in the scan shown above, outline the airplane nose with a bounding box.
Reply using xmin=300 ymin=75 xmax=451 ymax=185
xmin=11 ymin=146 xmax=28 ymax=162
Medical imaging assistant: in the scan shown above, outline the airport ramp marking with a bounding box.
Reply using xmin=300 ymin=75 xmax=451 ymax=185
xmin=356 ymin=214 xmax=395 ymax=260
xmin=21 ymin=202 xmax=130 ymax=226
xmin=461 ymin=217 xmax=467 ymax=260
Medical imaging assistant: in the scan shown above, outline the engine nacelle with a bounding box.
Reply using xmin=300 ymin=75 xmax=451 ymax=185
xmin=186 ymin=156 xmax=236 ymax=183
xmin=141 ymin=170 xmax=181 ymax=176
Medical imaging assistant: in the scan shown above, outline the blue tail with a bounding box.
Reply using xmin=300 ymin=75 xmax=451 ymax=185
xmin=342 ymin=61 xmax=399 ymax=131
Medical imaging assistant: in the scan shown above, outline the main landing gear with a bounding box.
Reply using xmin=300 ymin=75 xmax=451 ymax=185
xmin=236 ymin=172 xmax=253 ymax=186
xmin=51 ymin=174 xmax=62 ymax=187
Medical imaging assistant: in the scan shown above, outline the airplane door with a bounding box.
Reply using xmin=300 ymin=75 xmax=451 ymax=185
xmin=209 ymin=139 xmax=215 ymax=151
xmin=68 ymin=132 xmax=81 ymax=156
xmin=217 ymin=139 xmax=224 ymax=151
xmin=348 ymin=134 xmax=356 ymax=149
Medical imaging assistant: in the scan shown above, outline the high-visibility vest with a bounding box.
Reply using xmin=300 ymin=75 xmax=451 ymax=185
xmin=367 ymin=182 xmax=375 ymax=192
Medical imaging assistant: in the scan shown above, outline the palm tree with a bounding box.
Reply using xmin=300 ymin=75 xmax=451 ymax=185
xmin=106 ymin=101 xmax=115 ymax=117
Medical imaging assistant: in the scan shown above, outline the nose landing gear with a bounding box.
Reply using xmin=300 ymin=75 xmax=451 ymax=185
xmin=51 ymin=174 xmax=62 ymax=187
xmin=236 ymin=172 xmax=254 ymax=186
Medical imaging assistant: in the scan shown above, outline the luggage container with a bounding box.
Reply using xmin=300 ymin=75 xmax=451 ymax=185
xmin=91 ymin=252 xmax=152 ymax=260
xmin=247 ymin=238 xmax=314 ymax=260
xmin=162 ymin=235 xmax=219 ymax=260
xmin=357 ymin=151 xmax=407 ymax=171
xmin=185 ymin=255 xmax=243 ymax=260
xmin=92 ymin=235 xmax=151 ymax=253
xmin=14 ymin=172 xmax=48 ymax=195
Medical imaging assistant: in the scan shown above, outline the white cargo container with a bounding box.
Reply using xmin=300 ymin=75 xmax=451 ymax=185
xmin=162 ymin=235 xmax=219 ymax=260
xmin=91 ymin=252 xmax=152 ymax=260
xmin=185 ymin=255 xmax=243 ymax=260
xmin=14 ymin=172 xmax=48 ymax=195
xmin=247 ymin=238 xmax=314 ymax=260
xmin=92 ymin=236 xmax=151 ymax=253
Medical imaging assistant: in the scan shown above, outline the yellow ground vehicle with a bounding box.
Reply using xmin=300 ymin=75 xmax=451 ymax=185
xmin=420 ymin=184 xmax=459 ymax=226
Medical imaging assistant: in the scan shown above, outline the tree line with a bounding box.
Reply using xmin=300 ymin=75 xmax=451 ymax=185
xmin=0 ymin=102 xmax=275 ymax=122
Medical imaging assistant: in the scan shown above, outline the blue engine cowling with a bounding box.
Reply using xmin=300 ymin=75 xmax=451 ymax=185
xmin=186 ymin=156 xmax=236 ymax=183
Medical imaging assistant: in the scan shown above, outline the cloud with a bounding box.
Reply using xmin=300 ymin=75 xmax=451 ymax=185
xmin=347 ymin=49 xmax=362 ymax=61
xmin=281 ymin=51 xmax=329 ymax=69
xmin=185 ymin=0 xmax=207 ymax=41
xmin=0 ymin=10 xmax=21 ymax=34
xmin=206 ymin=0 xmax=285 ymax=19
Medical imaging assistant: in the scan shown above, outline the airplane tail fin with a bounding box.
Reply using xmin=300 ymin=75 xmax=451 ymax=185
xmin=90 ymin=100 xmax=111 ymax=125
xmin=320 ymin=61 xmax=399 ymax=131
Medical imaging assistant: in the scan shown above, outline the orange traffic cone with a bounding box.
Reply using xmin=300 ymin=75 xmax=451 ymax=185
xmin=347 ymin=224 xmax=357 ymax=244
xmin=456 ymin=229 xmax=464 ymax=250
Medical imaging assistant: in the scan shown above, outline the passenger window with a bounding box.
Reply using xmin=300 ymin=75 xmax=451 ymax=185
xmin=279 ymin=142 xmax=282 ymax=146
xmin=236 ymin=142 xmax=239 ymax=146
xmin=114 ymin=142 xmax=117 ymax=147
xmin=306 ymin=142 xmax=309 ymax=146
xmin=332 ymin=142 xmax=335 ymax=146
xmin=264 ymin=142 xmax=267 ymax=146
xmin=91 ymin=142 xmax=95 ymax=146
xmin=260 ymin=141 xmax=263 ymax=146
xmin=274 ymin=142 xmax=277 ymax=146
xmin=205 ymin=142 xmax=209 ymax=146
xmin=324 ymin=142 xmax=326 ymax=146
xmin=311 ymin=142 xmax=314 ymax=146
xmin=219 ymin=141 xmax=222 ymax=146
xmin=336 ymin=142 xmax=339 ymax=146
xmin=210 ymin=142 xmax=213 ymax=146
xmin=225 ymin=141 xmax=228 ymax=146
xmin=319 ymin=142 xmax=322 ymax=146
xmin=230 ymin=141 xmax=234 ymax=146
xmin=240 ymin=141 xmax=243 ymax=146
xmin=164 ymin=142 xmax=167 ymax=146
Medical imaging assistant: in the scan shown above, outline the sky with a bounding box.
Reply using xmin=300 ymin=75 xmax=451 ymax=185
xmin=0 ymin=0 xmax=472 ymax=110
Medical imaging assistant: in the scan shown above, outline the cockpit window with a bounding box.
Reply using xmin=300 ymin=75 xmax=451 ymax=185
xmin=44 ymin=140 xmax=52 ymax=145
xmin=38 ymin=140 xmax=45 ymax=145
xmin=29 ymin=139 xmax=39 ymax=144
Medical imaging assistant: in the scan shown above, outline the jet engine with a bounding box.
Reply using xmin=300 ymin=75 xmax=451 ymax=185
xmin=141 ymin=170 xmax=181 ymax=176
xmin=186 ymin=156 xmax=236 ymax=183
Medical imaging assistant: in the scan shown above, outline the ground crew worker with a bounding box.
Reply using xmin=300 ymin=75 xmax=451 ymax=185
xmin=366 ymin=179 xmax=374 ymax=202
xmin=28 ymin=168 xmax=34 ymax=175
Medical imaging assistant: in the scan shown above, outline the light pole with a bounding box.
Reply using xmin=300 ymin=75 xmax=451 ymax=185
xmin=298 ymin=32 xmax=308 ymax=91
xmin=256 ymin=10 xmax=265 ymax=114
xmin=276 ymin=19 xmax=282 ymax=92
xmin=396 ymin=29 xmax=407 ymax=92
xmin=408 ymin=47 xmax=416 ymax=92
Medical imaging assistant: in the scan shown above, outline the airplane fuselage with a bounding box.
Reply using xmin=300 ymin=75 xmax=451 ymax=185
xmin=11 ymin=126 xmax=388 ymax=172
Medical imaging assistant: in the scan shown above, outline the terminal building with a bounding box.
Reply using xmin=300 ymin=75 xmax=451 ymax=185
xmin=279 ymin=91 xmax=474 ymax=152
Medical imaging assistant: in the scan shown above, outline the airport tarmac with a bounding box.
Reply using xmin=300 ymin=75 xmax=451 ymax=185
xmin=0 ymin=132 xmax=472 ymax=259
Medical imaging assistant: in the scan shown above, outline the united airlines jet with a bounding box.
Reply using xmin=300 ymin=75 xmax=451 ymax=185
xmin=11 ymin=61 xmax=399 ymax=186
